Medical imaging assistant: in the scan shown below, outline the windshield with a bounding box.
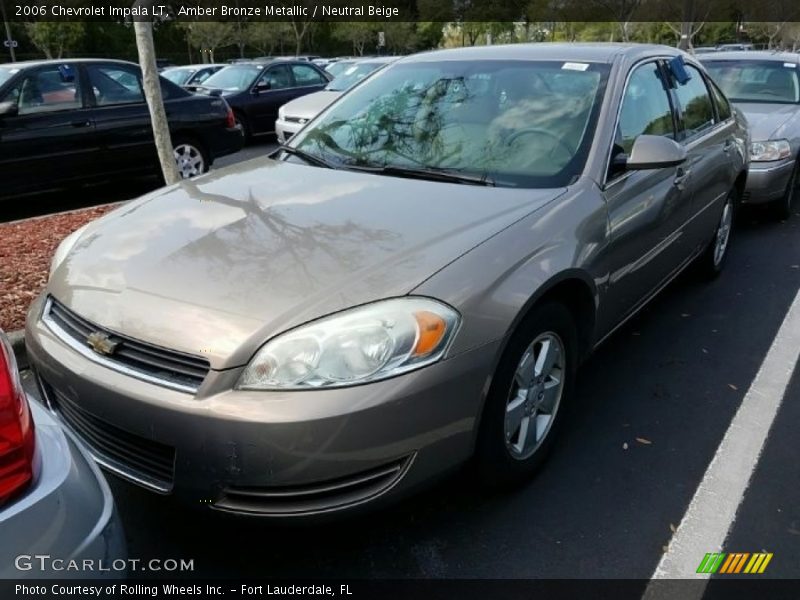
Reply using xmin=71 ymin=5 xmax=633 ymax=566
xmin=202 ymin=65 xmax=262 ymax=91
xmin=0 ymin=67 xmax=17 ymax=88
xmin=704 ymin=60 xmax=800 ymax=104
xmin=326 ymin=61 xmax=355 ymax=79
xmin=326 ymin=62 xmax=385 ymax=92
xmin=162 ymin=68 xmax=194 ymax=85
xmin=291 ymin=60 xmax=609 ymax=188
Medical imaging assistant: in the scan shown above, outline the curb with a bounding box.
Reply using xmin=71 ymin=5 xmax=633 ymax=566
xmin=8 ymin=329 xmax=28 ymax=370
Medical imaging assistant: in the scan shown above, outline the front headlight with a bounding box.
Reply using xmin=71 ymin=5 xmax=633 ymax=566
xmin=750 ymin=139 xmax=791 ymax=162
xmin=48 ymin=224 xmax=89 ymax=281
xmin=237 ymin=297 xmax=460 ymax=390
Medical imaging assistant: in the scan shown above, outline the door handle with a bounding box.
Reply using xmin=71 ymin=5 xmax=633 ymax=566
xmin=71 ymin=120 xmax=91 ymax=128
xmin=723 ymin=140 xmax=733 ymax=153
xmin=673 ymin=167 xmax=691 ymax=191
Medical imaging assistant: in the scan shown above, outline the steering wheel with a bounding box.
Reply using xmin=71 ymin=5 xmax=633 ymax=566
xmin=505 ymin=127 xmax=575 ymax=158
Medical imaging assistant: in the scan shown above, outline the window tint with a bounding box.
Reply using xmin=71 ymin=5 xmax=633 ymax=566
xmin=15 ymin=66 xmax=82 ymax=115
xmin=617 ymin=62 xmax=675 ymax=154
xmin=709 ymin=79 xmax=732 ymax=121
xmin=291 ymin=64 xmax=326 ymax=87
xmin=260 ymin=65 xmax=292 ymax=90
xmin=88 ymin=65 xmax=144 ymax=106
xmin=674 ymin=65 xmax=715 ymax=138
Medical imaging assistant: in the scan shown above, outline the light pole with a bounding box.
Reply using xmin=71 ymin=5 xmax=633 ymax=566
xmin=0 ymin=0 xmax=16 ymax=62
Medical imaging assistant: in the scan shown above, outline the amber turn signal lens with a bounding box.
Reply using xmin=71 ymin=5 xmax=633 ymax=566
xmin=412 ymin=311 xmax=447 ymax=357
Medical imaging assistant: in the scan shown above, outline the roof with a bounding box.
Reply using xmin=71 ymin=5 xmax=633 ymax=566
xmin=697 ymin=50 xmax=800 ymax=64
xmin=0 ymin=58 xmax=138 ymax=69
xmin=403 ymin=42 xmax=684 ymax=65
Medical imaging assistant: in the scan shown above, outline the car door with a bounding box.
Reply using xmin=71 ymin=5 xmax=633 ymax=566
xmin=248 ymin=64 xmax=295 ymax=134
xmin=85 ymin=63 xmax=158 ymax=177
xmin=670 ymin=64 xmax=738 ymax=250
xmin=599 ymin=60 xmax=694 ymax=330
xmin=0 ymin=63 xmax=98 ymax=197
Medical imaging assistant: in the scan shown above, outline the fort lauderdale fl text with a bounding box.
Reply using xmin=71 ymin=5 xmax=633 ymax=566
xmin=32 ymin=3 xmax=401 ymax=18
xmin=16 ymin=583 xmax=354 ymax=597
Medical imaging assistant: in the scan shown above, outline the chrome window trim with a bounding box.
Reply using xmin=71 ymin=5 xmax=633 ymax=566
xmin=41 ymin=297 xmax=199 ymax=395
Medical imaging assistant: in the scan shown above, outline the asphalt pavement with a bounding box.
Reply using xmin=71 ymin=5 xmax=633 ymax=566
xmin=20 ymin=202 xmax=798 ymax=579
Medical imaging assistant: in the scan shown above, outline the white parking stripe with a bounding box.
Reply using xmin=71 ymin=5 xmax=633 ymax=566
xmin=645 ymin=286 xmax=800 ymax=593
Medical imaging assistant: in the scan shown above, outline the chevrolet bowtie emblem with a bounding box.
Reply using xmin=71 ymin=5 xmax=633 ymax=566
xmin=86 ymin=331 xmax=119 ymax=356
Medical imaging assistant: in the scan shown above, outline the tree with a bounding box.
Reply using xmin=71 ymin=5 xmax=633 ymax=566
xmin=332 ymin=22 xmax=379 ymax=55
xmin=586 ymin=0 xmax=643 ymax=41
xmin=181 ymin=22 xmax=235 ymax=63
xmin=289 ymin=0 xmax=316 ymax=55
xmin=24 ymin=22 xmax=84 ymax=59
xmin=244 ymin=22 xmax=293 ymax=56
xmin=133 ymin=2 xmax=180 ymax=185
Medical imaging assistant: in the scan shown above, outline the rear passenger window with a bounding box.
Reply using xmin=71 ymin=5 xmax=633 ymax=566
xmin=291 ymin=64 xmax=326 ymax=87
xmin=674 ymin=65 xmax=715 ymax=138
xmin=88 ymin=65 xmax=144 ymax=106
xmin=617 ymin=62 xmax=675 ymax=154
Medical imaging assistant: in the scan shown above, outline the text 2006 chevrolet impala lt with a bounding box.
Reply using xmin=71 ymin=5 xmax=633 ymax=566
xmin=26 ymin=44 xmax=748 ymax=517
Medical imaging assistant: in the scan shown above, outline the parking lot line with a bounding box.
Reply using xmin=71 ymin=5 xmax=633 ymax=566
xmin=646 ymin=285 xmax=800 ymax=592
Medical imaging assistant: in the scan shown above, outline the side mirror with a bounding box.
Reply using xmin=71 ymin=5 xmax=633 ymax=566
xmin=0 ymin=101 xmax=18 ymax=118
xmin=625 ymin=135 xmax=687 ymax=170
xmin=253 ymin=81 xmax=271 ymax=93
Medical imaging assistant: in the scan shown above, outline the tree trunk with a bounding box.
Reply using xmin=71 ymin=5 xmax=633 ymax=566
xmin=133 ymin=16 xmax=180 ymax=185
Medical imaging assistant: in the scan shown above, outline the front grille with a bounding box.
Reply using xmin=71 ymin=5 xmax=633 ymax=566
xmin=284 ymin=116 xmax=306 ymax=124
xmin=45 ymin=297 xmax=210 ymax=393
xmin=39 ymin=376 xmax=175 ymax=492
xmin=215 ymin=455 xmax=414 ymax=516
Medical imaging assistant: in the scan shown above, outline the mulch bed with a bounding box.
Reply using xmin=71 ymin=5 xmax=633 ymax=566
xmin=0 ymin=204 xmax=118 ymax=332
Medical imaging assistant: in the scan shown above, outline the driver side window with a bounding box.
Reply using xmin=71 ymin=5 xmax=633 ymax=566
xmin=13 ymin=67 xmax=83 ymax=115
xmin=259 ymin=65 xmax=291 ymax=90
xmin=617 ymin=62 xmax=675 ymax=153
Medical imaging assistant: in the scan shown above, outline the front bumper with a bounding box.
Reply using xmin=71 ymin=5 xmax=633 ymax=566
xmin=743 ymin=158 xmax=795 ymax=204
xmin=25 ymin=295 xmax=496 ymax=518
xmin=0 ymin=401 xmax=126 ymax=578
xmin=275 ymin=118 xmax=303 ymax=145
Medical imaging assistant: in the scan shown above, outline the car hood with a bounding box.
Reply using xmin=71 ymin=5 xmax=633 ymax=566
xmin=50 ymin=159 xmax=564 ymax=370
xmin=735 ymin=102 xmax=800 ymax=141
xmin=282 ymin=91 xmax=342 ymax=120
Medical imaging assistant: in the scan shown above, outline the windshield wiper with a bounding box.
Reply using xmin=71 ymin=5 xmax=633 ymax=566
xmin=345 ymin=164 xmax=495 ymax=186
xmin=277 ymin=145 xmax=337 ymax=169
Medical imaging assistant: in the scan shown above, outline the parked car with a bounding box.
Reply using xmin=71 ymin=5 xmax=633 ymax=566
xmin=197 ymin=61 xmax=330 ymax=139
xmin=27 ymin=44 xmax=747 ymax=518
xmin=276 ymin=56 xmax=398 ymax=143
xmin=325 ymin=59 xmax=358 ymax=78
xmin=155 ymin=58 xmax=176 ymax=72
xmin=0 ymin=59 xmax=244 ymax=198
xmin=717 ymin=43 xmax=755 ymax=52
xmin=0 ymin=330 xmax=126 ymax=577
xmin=692 ymin=47 xmax=719 ymax=54
xmin=162 ymin=64 xmax=226 ymax=87
xmin=701 ymin=51 xmax=800 ymax=218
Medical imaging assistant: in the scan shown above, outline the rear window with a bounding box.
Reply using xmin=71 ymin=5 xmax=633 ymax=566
xmin=704 ymin=60 xmax=800 ymax=104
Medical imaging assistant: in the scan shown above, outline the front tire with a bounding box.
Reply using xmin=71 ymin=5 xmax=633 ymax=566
xmin=475 ymin=303 xmax=578 ymax=486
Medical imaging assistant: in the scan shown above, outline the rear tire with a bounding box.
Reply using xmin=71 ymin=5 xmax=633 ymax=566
xmin=696 ymin=189 xmax=736 ymax=279
xmin=772 ymin=159 xmax=799 ymax=221
xmin=172 ymin=137 xmax=209 ymax=180
xmin=475 ymin=303 xmax=578 ymax=487
xmin=234 ymin=111 xmax=251 ymax=141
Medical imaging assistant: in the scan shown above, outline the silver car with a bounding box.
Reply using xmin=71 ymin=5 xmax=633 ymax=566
xmin=276 ymin=57 xmax=398 ymax=144
xmin=26 ymin=44 xmax=747 ymax=518
xmin=702 ymin=51 xmax=800 ymax=218
xmin=0 ymin=331 xmax=126 ymax=577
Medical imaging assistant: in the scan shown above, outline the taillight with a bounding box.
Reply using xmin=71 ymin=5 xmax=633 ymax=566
xmin=0 ymin=334 xmax=35 ymax=506
xmin=225 ymin=105 xmax=236 ymax=129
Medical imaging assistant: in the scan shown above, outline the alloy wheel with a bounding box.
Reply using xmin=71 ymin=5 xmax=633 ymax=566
xmin=713 ymin=198 xmax=733 ymax=267
xmin=504 ymin=332 xmax=565 ymax=460
xmin=174 ymin=143 xmax=205 ymax=179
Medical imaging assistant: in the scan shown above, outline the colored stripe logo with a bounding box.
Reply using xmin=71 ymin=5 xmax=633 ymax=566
xmin=697 ymin=552 xmax=773 ymax=574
